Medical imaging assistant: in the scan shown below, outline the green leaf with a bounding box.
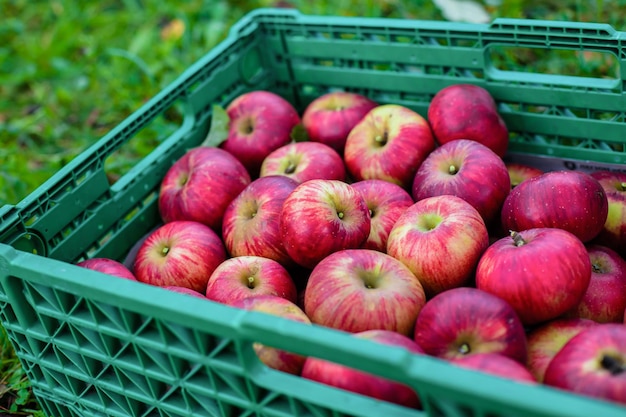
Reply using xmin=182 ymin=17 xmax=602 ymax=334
xmin=201 ymin=104 xmax=230 ymax=147
xmin=290 ymin=123 xmax=309 ymax=142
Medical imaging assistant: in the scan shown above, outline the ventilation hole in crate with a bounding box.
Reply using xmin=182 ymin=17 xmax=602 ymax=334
xmin=183 ymin=364 xmax=216 ymax=398
xmin=100 ymin=333 xmax=127 ymax=360
xmin=85 ymin=301 xmax=132 ymax=335
xmin=591 ymin=110 xmax=623 ymax=122
xmin=132 ymin=344 xmax=188 ymax=383
xmin=26 ymin=362 xmax=45 ymax=384
xmin=67 ymin=324 xmax=118 ymax=367
xmin=160 ymin=387 xmax=223 ymax=416
xmin=23 ymin=214 xmax=39 ymax=227
xmin=52 ymin=344 xmax=95 ymax=377
xmin=32 ymin=312 xmax=64 ymax=338
xmin=314 ymin=58 xmax=336 ymax=67
xmin=111 ymin=365 xmax=168 ymax=401
xmin=432 ymin=397 xmax=478 ymax=417
xmin=151 ymin=319 xmax=202 ymax=354
xmin=115 ymin=343 xmax=144 ymax=375
xmin=94 ymin=384 xmax=142 ymax=416
xmin=42 ymin=367 xmax=75 ymax=394
xmin=66 ymin=374 xmax=90 ymax=398
xmin=10 ymin=231 xmax=47 ymax=255
xmin=79 ymin=384 xmax=104 ymax=410
xmin=489 ymin=46 xmax=620 ymax=80
xmin=211 ymin=369 xmax=251 ymax=404
xmin=0 ymin=302 xmax=17 ymax=324
xmin=207 ymin=338 xmax=245 ymax=373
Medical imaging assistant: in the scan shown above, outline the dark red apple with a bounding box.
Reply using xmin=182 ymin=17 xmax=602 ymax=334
xmin=544 ymin=323 xmax=626 ymax=406
xmin=412 ymin=139 xmax=510 ymax=226
xmin=158 ymin=146 xmax=251 ymax=231
xmin=427 ymin=83 xmax=509 ymax=157
xmin=476 ymin=228 xmax=592 ymax=326
xmin=501 ymin=170 xmax=608 ymax=243
xmin=220 ymin=90 xmax=300 ymax=177
xmin=414 ymin=287 xmax=528 ymax=363
xmin=301 ymin=91 xmax=378 ymax=155
xmin=590 ymin=170 xmax=626 ymax=256
xmin=565 ymin=244 xmax=626 ymax=323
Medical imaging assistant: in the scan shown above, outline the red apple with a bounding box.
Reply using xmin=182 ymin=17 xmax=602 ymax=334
xmin=386 ymin=195 xmax=489 ymax=296
xmin=301 ymin=91 xmax=378 ymax=155
xmin=544 ymin=323 xmax=626 ymax=406
xmin=412 ymin=139 xmax=510 ymax=226
xmin=344 ymin=104 xmax=436 ymax=190
xmin=350 ymin=179 xmax=414 ymax=252
xmin=77 ymin=258 xmax=137 ymax=281
xmin=427 ymin=84 xmax=509 ymax=157
xmin=222 ymin=175 xmax=299 ymax=266
xmin=133 ymin=220 xmax=226 ymax=293
xmin=162 ymin=286 xmax=207 ymax=298
xmin=220 ymin=90 xmax=301 ymax=177
xmin=565 ymin=244 xmax=626 ymax=323
xmin=450 ymin=353 xmax=537 ymax=384
xmin=590 ymin=170 xmax=626 ymax=256
xmin=414 ymin=287 xmax=528 ymax=363
xmin=505 ymin=162 xmax=543 ymax=189
xmin=476 ymin=228 xmax=592 ymax=325
xmin=158 ymin=146 xmax=251 ymax=231
xmin=304 ymin=249 xmax=426 ymax=335
xmin=205 ymin=256 xmax=297 ymax=305
xmin=280 ymin=179 xmax=370 ymax=269
xmin=526 ymin=317 xmax=598 ymax=382
xmin=259 ymin=141 xmax=346 ymax=183
xmin=501 ymin=170 xmax=608 ymax=243
xmin=301 ymin=329 xmax=424 ymax=408
xmin=231 ymin=294 xmax=311 ymax=375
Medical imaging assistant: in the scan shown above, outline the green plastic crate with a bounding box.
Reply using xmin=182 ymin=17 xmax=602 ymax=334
xmin=1 ymin=8 xmax=626 ymax=417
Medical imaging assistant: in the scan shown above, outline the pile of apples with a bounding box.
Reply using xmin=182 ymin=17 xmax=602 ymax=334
xmin=77 ymin=86 xmax=626 ymax=409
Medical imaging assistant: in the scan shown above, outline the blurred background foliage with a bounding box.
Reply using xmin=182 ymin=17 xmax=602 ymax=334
xmin=2 ymin=0 xmax=626 ymax=207
xmin=0 ymin=0 xmax=626 ymax=414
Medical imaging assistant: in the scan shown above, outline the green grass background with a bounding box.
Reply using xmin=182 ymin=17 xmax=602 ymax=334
xmin=1 ymin=0 xmax=625 ymax=415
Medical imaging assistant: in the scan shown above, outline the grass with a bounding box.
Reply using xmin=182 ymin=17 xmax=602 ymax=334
xmin=1 ymin=0 xmax=625 ymax=415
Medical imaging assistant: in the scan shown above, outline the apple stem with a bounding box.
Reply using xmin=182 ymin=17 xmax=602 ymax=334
xmin=369 ymin=208 xmax=374 ymax=218
xmin=374 ymin=131 xmax=388 ymax=146
xmin=591 ymin=262 xmax=603 ymax=274
xmin=161 ymin=247 xmax=170 ymax=256
xmin=458 ymin=343 xmax=470 ymax=355
xmin=510 ymin=230 xmax=526 ymax=247
xmin=449 ymin=165 xmax=458 ymax=175
xmin=247 ymin=276 xmax=255 ymax=289
xmin=601 ymin=355 xmax=625 ymax=376
xmin=337 ymin=211 xmax=344 ymax=219
xmin=620 ymin=182 xmax=626 ymax=191
xmin=284 ymin=162 xmax=297 ymax=174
